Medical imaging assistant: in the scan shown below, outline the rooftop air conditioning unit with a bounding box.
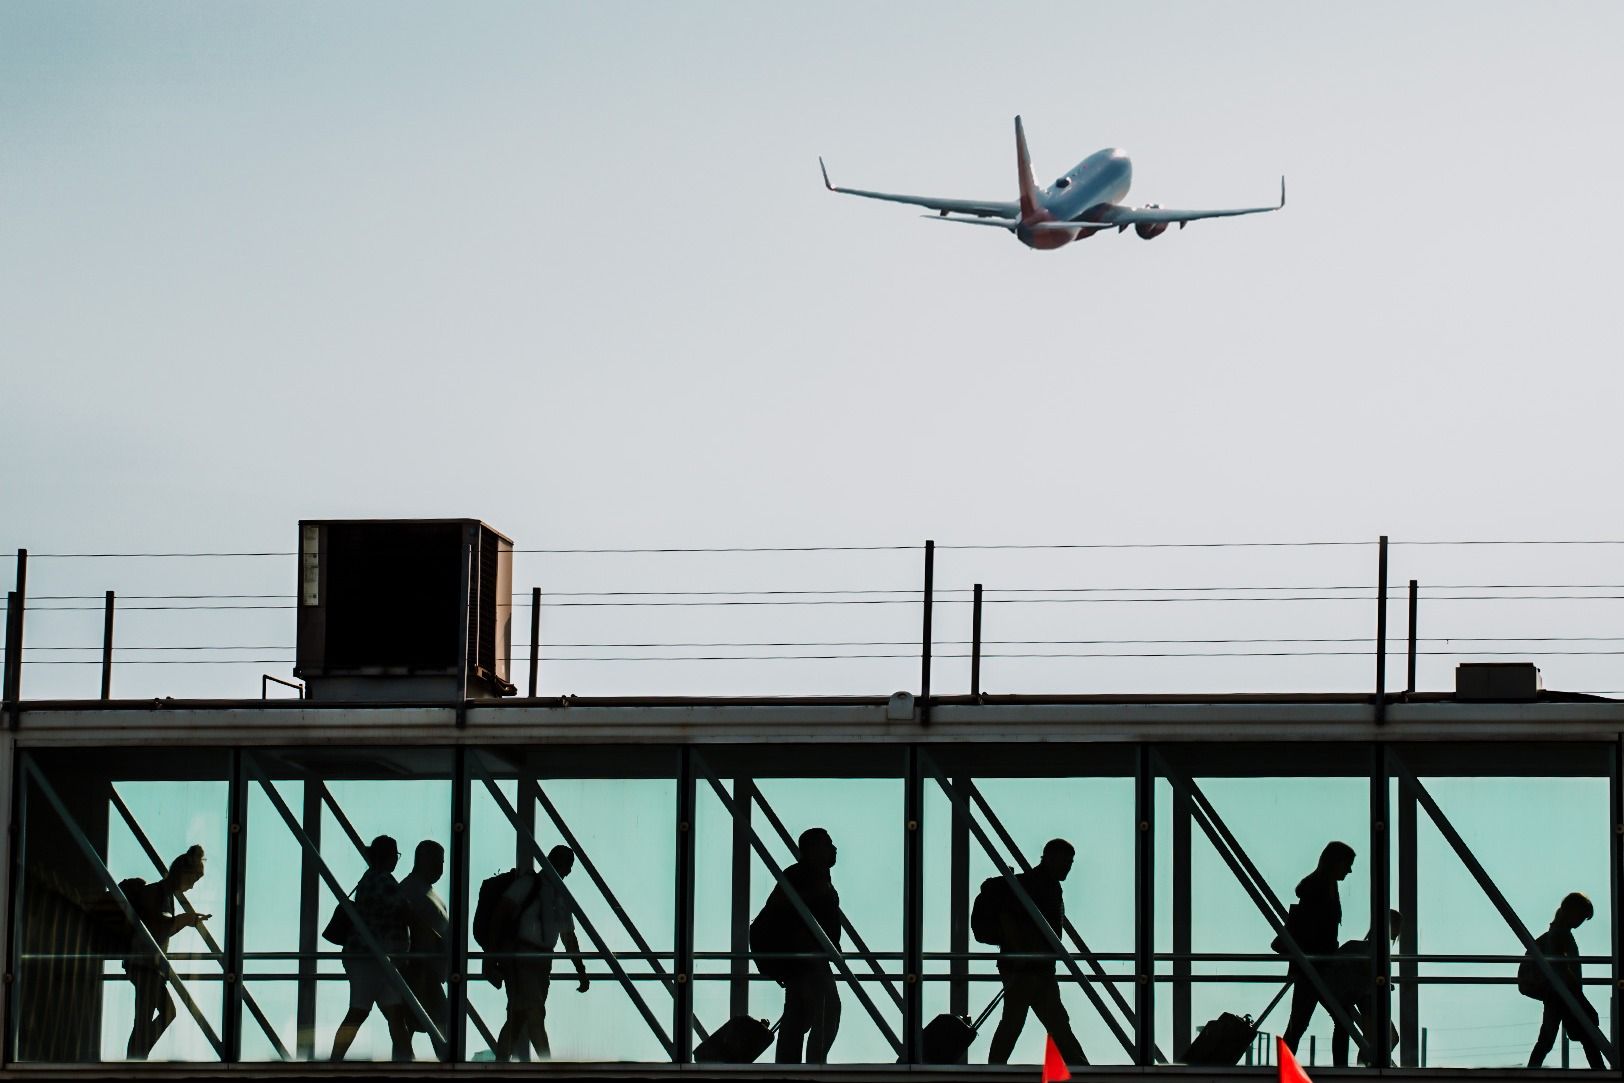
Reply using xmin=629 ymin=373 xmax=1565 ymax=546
xmin=1455 ymin=662 xmax=1541 ymax=703
xmin=294 ymin=519 xmax=516 ymax=702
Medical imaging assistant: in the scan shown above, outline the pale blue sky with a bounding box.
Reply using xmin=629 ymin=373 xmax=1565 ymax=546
xmin=4 ymin=2 xmax=1623 ymax=697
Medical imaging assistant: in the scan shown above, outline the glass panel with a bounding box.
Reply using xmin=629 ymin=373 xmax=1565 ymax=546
xmin=922 ymin=745 xmax=1137 ymax=1068
xmin=12 ymin=748 xmax=230 ymax=1063
xmin=468 ymin=746 xmax=677 ymax=1063
xmin=692 ymin=746 xmax=905 ymax=1065
xmin=240 ymin=747 xmax=452 ymax=1063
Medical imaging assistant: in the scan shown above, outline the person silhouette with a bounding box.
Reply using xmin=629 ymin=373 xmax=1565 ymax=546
xmin=330 ymin=835 xmax=412 ymax=1062
xmin=494 ymin=845 xmax=590 ymax=1060
xmin=986 ymin=839 xmax=1087 ymax=1066
xmin=1329 ymin=909 xmax=1401 ymax=1067
xmin=399 ymin=840 xmax=449 ymax=1058
xmin=756 ymin=827 xmax=843 ymax=1064
xmin=1281 ymin=841 xmax=1356 ymax=1055
xmin=1527 ymin=892 xmax=1606 ymax=1069
xmin=125 ymin=845 xmax=209 ymax=1060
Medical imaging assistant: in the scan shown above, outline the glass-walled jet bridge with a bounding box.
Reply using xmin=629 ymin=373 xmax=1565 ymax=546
xmin=2 ymin=694 xmax=1622 ymax=1081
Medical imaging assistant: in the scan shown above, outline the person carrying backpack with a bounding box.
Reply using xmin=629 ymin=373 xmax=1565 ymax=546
xmin=124 ymin=845 xmax=209 ymax=1060
xmin=1524 ymin=892 xmax=1606 ymax=1069
xmin=492 ymin=845 xmax=589 ymax=1061
xmin=1280 ymin=841 xmax=1355 ymax=1056
xmin=752 ymin=828 xmax=843 ymax=1065
xmin=986 ymin=839 xmax=1087 ymax=1067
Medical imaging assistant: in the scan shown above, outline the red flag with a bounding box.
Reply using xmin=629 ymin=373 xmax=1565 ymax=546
xmin=1278 ymin=1037 xmax=1312 ymax=1083
xmin=1041 ymin=1034 xmax=1071 ymax=1083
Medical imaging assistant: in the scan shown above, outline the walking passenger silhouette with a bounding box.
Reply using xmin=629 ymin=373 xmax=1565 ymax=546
xmin=125 ymin=845 xmax=209 ymax=1060
xmin=399 ymin=840 xmax=450 ymax=1058
xmin=493 ymin=845 xmax=590 ymax=1061
xmin=1524 ymin=892 xmax=1607 ymax=1069
xmin=331 ymin=835 xmax=413 ymax=1062
xmin=1328 ymin=909 xmax=1401 ymax=1066
xmin=751 ymin=827 xmax=844 ymax=1064
xmin=986 ymin=839 xmax=1087 ymax=1066
xmin=1281 ymin=841 xmax=1355 ymax=1054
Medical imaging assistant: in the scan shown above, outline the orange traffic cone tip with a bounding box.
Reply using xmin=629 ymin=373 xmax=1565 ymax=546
xmin=1041 ymin=1034 xmax=1072 ymax=1083
xmin=1278 ymin=1036 xmax=1313 ymax=1083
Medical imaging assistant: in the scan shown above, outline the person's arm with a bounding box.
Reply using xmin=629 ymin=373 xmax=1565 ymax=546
xmin=561 ymin=924 xmax=590 ymax=991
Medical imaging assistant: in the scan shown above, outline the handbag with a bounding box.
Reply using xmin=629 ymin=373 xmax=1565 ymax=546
xmin=322 ymin=891 xmax=356 ymax=946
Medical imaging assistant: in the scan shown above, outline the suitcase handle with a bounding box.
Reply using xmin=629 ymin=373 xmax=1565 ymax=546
xmin=971 ymin=990 xmax=1007 ymax=1032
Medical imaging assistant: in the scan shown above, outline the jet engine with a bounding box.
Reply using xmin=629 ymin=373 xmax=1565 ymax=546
xmin=1135 ymin=204 xmax=1167 ymax=240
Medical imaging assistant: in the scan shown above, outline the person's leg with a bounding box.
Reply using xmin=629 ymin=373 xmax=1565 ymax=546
xmin=777 ymin=973 xmax=813 ymax=1063
xmin=1283 ymin=976 xmax=1320 ymax=1053
xmin=386 ymin=1005 xmax=415 ymax=1062
xmin=1026 ymin=976 xmax=1087 ymax=1066
xmin=127 ymin=974 xmax=155 ymax=1059
xmin=330 ymin=1006 xmax=372 ymax=1061
xmin=1567 ymin=998 xmax=1606 ymax=1069
xmin=804 ymin=969 xmax=842 ymax=1064
xmin=1528 ymin=999 xmax=1561 ymax=1068
xmin=149 ymin=987 xmax=176 ymax=1054
xmin=987 ymin=976 xmax=1033 ymax=1065
xmin=530 ymin=963 xmax=555 ymax=1058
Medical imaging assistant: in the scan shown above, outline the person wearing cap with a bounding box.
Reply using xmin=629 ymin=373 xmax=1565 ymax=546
xmin=331 ymin=835 xmax=412 ymax=1061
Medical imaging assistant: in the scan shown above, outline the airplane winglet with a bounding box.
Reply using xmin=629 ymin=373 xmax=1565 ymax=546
xmin=1280 ymin=175 xmax=1286 ymax=208
xmin=819 ymin=156 xmax=833 ymax=191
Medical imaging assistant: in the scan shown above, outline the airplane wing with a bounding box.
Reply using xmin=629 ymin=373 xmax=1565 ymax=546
xmin=1087 ymin=177 xmax=1286 ymax=226
xmin=820 ymin=158 xmax=1018 ymax=219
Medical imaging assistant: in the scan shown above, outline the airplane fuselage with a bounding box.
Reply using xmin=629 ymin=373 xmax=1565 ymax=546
xmin=1020 ymin=148 xmax=1133 ymax=250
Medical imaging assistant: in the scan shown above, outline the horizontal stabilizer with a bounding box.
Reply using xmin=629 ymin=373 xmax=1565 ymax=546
xmin=923 ymin=214 xmax=1018 ymax=228
xmin=1027 ymin=220 xmax=1117 ymax=233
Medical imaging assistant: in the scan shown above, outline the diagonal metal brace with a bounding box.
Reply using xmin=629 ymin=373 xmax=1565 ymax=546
xmin=22 ymin=757 xmax=226 ymax=1059
xmin=469 ymin=753 xmax=677 ymax=1059
xmin=920 ymin=752 xmax=1124 ymax=1063
xmin=958 ymin=775 xmax=1168 ymax=1064
xmin=108 ymin=788 xmax=290 ymax=1060
xmin=531 ymin=779 xmax=710 ymax=1043
xmin=1387 ymin=749 xmax=1616 ymax=1066
xmin=1151 ymin=749 xmax=1373 ymax=1060
xmin=692 ymin=751 xmax=904 ymax=1056
xmin=748 ymin=782 xmax=906 ymax=1012
xmin=245 ymin=756 xmax=447 ymax=1056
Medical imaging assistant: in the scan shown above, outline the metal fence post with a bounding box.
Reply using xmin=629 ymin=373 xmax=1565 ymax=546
xmin=920 ymin=541 xmax=934 ymax=725
xmin=1375 ymin=536 xmax=1389 ymax=724
xmin=528 ymin=586 xmax=541 ymax=698
xmin=100 ymin=590 xmax=115 ymax=700
xmin=970 ymin=583 xmax=983 ymax=697
xmin=5 ymin=549 xmax=26 ymax=730
xmin=1405 ymin=579 xmax=1418 ymax=696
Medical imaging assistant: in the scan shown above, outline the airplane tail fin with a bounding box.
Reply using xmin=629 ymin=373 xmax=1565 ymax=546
xmin=1015 ymin=116 xmax=1040 ymax=220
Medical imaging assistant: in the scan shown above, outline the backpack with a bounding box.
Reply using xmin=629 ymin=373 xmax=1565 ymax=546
xmin=1518 ymin=932 xmax=1555 ymax=1000
xmin=750 ymin=898 xmax=794 ymax=981
xmin=971 ymin=876 xmax=1014 ymax=946
xmin=472 ymin=869 xmax=525 ymax=952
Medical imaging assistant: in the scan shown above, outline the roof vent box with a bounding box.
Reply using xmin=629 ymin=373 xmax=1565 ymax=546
xmin=295 ymin=519 xmax=516 ymax=702
xmin=1455 ymin=662 xmax=1542 ymax=702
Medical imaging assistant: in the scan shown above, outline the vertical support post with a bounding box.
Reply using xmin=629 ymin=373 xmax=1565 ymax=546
xmin=674 ymin=747 xmax=696 ymax=1063
xmin=1375 ymin=535 xmax=1389 ymax=724
xmin=920 ymin=541 xmax=934 ymax=725
xmin=949 ymin=774 xmax=970 ymax=1020
xmin=1611 ymin=736 xmax=1622 ymax=1060
xmin=970 ymin=583 xmax=983 ymax=698
xmin=1135 ymin=744 xmax=1156 ymax=1065
xmin=904 ymin=747 xmax=925 ymax=1062
xmin=1172 ymin=784 xmax=1192 ymax=1060
xmin=100 ymin=591 xmax=115 ymax=700
xmin=296 ymin=780 xmax=322 ymax=1059
xmin=512 ymin=774 xmax=538 ymax=1061
xmin=1398 ymin=773 xmax=1419 ymax=1067
xmin=527 ymin=586 xmax=541 ymax=698
xmin=1405 ymin=579 xmax=1418 ymax=696
xmin=729 ymin=778 xmax=754 ymax=1019
xmin=449 ymin=745 xmax=470 ymax=1063
xmin=223 ymin=750 xmax=248 ymax=1061
xmin=1370 ymin=745 xmax=1392 ymax=1068
xmin=455 ymin=541 xmax=473 ymax=727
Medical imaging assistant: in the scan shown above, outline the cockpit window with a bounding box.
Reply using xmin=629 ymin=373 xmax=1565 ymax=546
xmin=1054 ymin=177 xmax=1071 ymax=189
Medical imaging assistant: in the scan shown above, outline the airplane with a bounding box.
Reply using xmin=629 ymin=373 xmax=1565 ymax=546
xmin=819 ymin=116 xmax=1283 ymax=250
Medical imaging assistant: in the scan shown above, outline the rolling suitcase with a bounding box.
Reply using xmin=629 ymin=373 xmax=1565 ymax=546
xmin=1184 ymin=983 xmax=1290 ymax=1066
xmin=693 ymin=1016 xmax=778 ymax=1064
xmin=909 ymin=991 xmax=1007 ymax=1064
